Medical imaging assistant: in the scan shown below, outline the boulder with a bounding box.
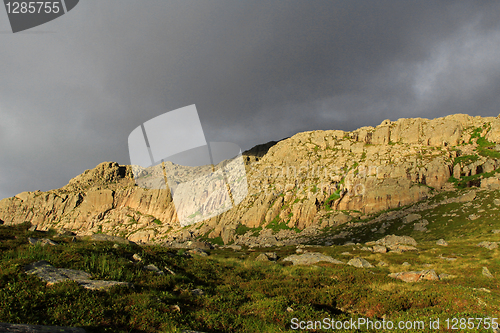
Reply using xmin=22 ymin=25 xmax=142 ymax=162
xmin=436 ymin=239 xmax=448 ymax=246
xmin=403 ymin=214 xmax=421 ymax=224
xmin=374 ymin=234 xmax=417 ymax=247
xmin=347 ymin=257 xmax=373 ymax=268
xmin=477 ymin=241 xmax=498 ymax=250
xmin=0 ymin=323 xmax=86 ymax=333
xmin=188 ymin=248 xmax=208 ymax=257
xmin=24 ymin=261 xmax=132 ymax=291
xmin=456 ymin=191 xmax=476 ymax=203
xmin=255 ymin=252 xmax=278 ymax=261
xmin=482 ymin=267 xmax=494 ymax=278
xmin=144 ymin=264 xmax=163 ymax=275
xmin=283 ymin=253 xmax=344 ymax=266
xmin=388 ymin=270 xmax=440 ymax=282
xmin=28 ymin=237 xmax=58 ymax=246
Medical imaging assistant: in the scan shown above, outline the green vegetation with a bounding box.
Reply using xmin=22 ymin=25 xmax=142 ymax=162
xmin=453 ymin=154 xmax=478 ymax=166
xmin=324 ymin=189 xmax=342 ymax=211
xmin=266 ymin=217 xmax=299 ymax=234
xmin=235 ymin=224 xmax=262 ymax=237
xmin=152 ymin=219 xmax=162 ymax=226
xmin=1 ymin=217 xmax=499 ymax=332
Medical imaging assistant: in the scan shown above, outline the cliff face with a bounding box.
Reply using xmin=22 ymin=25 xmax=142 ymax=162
xmin=2 ymin=113 xmax=500 ymax=244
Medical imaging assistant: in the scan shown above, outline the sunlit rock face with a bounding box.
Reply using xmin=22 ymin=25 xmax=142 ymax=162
xmin=2 ymin=113 xmax=500 ymax=244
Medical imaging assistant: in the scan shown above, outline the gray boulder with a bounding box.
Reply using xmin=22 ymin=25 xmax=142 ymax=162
xmin=24 ymin=261 xmax=132 ymax=291
xmin=283 ymin=253 xmax=344 ymax=266
xmin=347 ymin=257 xmax=373 ymax=268
xmin=482 ymin=267 xmax=494 ymax=278
xmin=477 ymin=241 xmax=498 ymax=250
xmin=28 ymin=237 xmax=58 ymax=246
xmin=374 ymin=234 xmax=417 ymax=247
xmin=0 ymin=322 xmax=86 ymax=333
xmin=436 ymin=239 xmax=448 ymax=246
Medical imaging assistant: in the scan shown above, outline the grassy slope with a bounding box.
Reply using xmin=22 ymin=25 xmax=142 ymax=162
xmin=1 ymin=211 xmax=499 ymax=333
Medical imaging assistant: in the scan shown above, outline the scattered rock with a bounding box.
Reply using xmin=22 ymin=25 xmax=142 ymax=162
xmin=170 ymin=305 xmax=181 ymax=312
xmin=24 ymin=261 xmax=132 ymax=291
xmin=144 ymin=264 xmax=163 ymax=275
xmin=0 ymin=322 xmax=86 ymax=333
xmin=457 ymin=191 xmax=476 ymax=203
xmin=256 ymin=253 xmax=271 ymax=261
xmin=377 ymin=261 xmax=388 ymax=267
xmin=482 ymin=267 xmax=494 ymax=278
xmin=347 ymin=257 xmax=373 ymax=268
xmin=296 ymin=248 xmax=304 ymax=254
xmin=477 ymin=241 xmax=498 ymax=250
xmin=492 ymin=230 xmax=500 ymax=234
xmin=286 ymin=307 xmax=294 ymax=313
xmin=191 ymin=289 xmax=205 ymax=296
xmin=188 ymin=248 xmax=208 ymax=256
xmin=403 ymin=214 xmax=421 ymax=224
xmin=132 ymin=253 xmax=142 ymax=262
xmin=227 ymin=245 xmax=242 ymax=251
xmin=164 ymin=266 xmax=176 ymax=275
xmin=402 ymin=262 xmax=411 ymax=266
xmin=341 ymin=252 xmax=351 ymax=255
xmin=494 ymin=199 xmax=500 ymax=206
xmin=28 ymin=237 xmax=58 ymax=246
xmin=413 ymin=219 xmax=429 ymax=232
xmin=372 ymin=235 xmax=417 ymax=247
xmin=360 ymin=246 xmax=372 ymax=252
xmin=372 ymin=245 xmax=387 ymax=253
xmin=112 ymin=244 xmax=120 ymax=249
xmin=436 ymin=239 xmax=448 ymax=246
xmin=255 ymin=252 xmax=278 ymax=262
xmin=186 ymin=241 xmax=212 ymax=251
xmin=28 ymin=225 xmax=37 ymax=232
xmin=283 ymin=253 xmax=344 ymax=266
xmin=388 ymin=270 xmax=439 ymax=282
xmin=389 ymin=245 xmax=418 ymax=253
xmin=468 ymin=214 xmax=480 ymax=221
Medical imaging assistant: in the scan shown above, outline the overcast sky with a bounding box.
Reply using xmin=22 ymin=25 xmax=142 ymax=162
xmin=1 ymin=0 xmax=500 ymax=200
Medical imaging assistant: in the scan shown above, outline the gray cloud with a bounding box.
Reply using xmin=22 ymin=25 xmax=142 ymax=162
xmin=1 ymin=0 xmax=500 ymax=199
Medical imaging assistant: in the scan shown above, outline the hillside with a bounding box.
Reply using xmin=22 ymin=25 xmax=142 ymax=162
xmin=1 ymin=113 xmax=500 ymax=246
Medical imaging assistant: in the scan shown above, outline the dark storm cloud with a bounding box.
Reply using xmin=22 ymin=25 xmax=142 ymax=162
xmin=1 ymin=0 xmax=500 ymax=199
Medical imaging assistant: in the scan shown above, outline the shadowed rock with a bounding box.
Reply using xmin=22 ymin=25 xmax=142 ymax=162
xmin=24 ymin=261 xmax=132 ymax=291
xmin=0 ymin=322 xmax=86 ymax=332
xmin=28 ymin=238 xmax=58 ymax=246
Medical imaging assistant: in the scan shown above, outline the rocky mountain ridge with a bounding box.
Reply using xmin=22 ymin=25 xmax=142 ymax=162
xmin=2 ymin=113 xmax=500 ymax=245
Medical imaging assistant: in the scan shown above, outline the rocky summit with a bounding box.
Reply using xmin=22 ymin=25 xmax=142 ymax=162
xmin=2 ymin=113 xmax=500 ymax=245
